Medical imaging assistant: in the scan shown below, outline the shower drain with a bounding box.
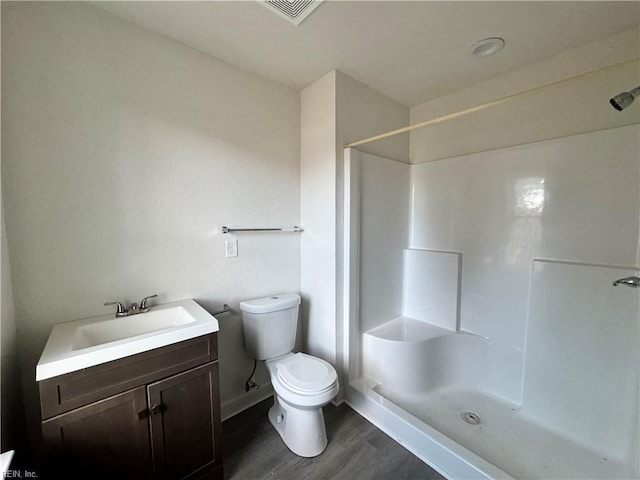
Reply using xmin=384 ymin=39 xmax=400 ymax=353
xmin=460 ymin=411 xmax=482 ymax=425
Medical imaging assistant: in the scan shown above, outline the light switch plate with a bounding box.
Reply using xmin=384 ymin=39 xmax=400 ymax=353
xmin=225 ymin=238 xmax=238 ymax=258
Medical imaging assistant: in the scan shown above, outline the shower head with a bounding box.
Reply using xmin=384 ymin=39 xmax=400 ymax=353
xmin=610 ymin=86 xmax=640 ymax=111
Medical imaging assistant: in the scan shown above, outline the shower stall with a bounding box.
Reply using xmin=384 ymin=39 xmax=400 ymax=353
xmin=342 ymin=124 xmax=640 ymax=479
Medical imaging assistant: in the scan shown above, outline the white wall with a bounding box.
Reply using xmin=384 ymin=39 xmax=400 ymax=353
xmin=410 ymin=28 xmax=640 ymax=163
xmin=300 ymin=71 xmax=408 ymax=399
xmin=300 ymin=72 xmax=337 ymax=365
xmin=336 ymin=71 xmax=410 ymax=165
xmin=1 ymin=1 xmax=300 ymax=447
xmin=1 ymin=203 xmax=25 ymax=453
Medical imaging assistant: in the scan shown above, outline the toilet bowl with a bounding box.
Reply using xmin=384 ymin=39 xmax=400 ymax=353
xmin=240 ymin=293 xmax=339 ymax=457
xmin=266 ymin=352 xmax=338 ymax=457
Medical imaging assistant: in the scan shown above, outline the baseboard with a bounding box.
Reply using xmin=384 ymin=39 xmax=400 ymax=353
xmin=220 ymin=382 xmax=274 ymax=422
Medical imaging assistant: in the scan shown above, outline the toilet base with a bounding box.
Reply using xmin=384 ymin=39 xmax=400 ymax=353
xmin=268 ymin=395 xmax=328 ymax=457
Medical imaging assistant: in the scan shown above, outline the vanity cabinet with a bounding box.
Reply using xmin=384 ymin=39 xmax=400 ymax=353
xmin=39 ymin=333 xmax=222 ymax=480
xmin=41 ymin=386 xmax=152 ymax=479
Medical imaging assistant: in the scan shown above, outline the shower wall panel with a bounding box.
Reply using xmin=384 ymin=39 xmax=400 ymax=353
xmin=525 ymin=259 xmax=639 ymax=460
xmin=402 ymin=248 xmax=460 ymax=330
xmin=358 ymin=152 xmax=410 ymax=333
xmin=410 ymin=125 xmax=640 ymax=352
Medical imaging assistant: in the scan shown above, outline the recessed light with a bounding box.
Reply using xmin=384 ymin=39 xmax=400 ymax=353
xmin=471 ymin=37 xmax=505 ymax=57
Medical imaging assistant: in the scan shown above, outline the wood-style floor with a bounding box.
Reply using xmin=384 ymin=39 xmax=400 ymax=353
xmin=222 ymin=397 xmax=446 ymax=480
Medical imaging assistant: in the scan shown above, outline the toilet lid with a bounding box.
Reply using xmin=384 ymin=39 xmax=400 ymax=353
xmin=276 ymin=353 xmax=337 ymax=393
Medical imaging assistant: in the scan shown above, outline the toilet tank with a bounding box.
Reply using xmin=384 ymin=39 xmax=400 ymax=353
xmin=239 ymin=293 xmax=301 ymax=360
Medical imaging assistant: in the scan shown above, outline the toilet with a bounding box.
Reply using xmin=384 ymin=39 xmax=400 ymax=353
xmin=240 ymin=293 xmax=339 ymax=457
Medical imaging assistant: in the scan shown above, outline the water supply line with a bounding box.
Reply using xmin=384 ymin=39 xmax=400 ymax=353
xmin=244 ymin=360 xmax=259 ymax=392
xmin=345 ymin=58 xmax=639 ymax=149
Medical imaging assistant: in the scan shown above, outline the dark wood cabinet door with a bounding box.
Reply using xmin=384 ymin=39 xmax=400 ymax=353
xmin=42 ymin=386 xmax=152 ymax=479
xmin=148 ymin=361 xmax=222 ymax=480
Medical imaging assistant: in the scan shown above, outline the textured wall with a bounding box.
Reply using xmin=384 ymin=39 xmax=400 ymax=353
xmin=1 ymin=204 xmax=26 ymax=454
xmin=1 ymin=1 xmax=300 ymax=449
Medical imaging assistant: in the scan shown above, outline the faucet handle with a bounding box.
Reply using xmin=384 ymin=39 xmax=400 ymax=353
xmin=140 ymin=294 xmax=158 ymax=309
xmin=104 ymin=301 xmax=126 ymax=316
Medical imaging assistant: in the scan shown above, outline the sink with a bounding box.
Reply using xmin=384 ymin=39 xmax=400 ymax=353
xmin=36 ymin=299 xmax=219 ymax=381
xmin=72 ymin=306 xmax=196 ymax=350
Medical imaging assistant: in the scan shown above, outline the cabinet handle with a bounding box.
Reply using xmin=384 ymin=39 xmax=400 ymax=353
xmin=137 ymin=409 xmax=148 ymax=420
xmin=150 ymin=404 xmax=162 ymax=415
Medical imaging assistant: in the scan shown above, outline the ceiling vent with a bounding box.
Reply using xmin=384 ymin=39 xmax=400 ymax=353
xmin=258 ymin=0 xmax=324 ymax=26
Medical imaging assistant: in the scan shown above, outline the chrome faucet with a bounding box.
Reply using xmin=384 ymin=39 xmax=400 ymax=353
xmin=612 ymin=276 xmax=640 ymax=288
xmin=104 ymin=294 xmax=158 ymax=317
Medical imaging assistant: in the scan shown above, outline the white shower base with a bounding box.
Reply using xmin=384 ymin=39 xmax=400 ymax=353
xmin=347 ymin=316 xmax=638 ymax=480
xmin=374 ymin=386 xmax=628 ymax=480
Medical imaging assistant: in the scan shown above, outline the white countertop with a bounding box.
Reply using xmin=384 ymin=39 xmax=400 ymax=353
xmin=36 ymin=299 xmax=219 ymax=381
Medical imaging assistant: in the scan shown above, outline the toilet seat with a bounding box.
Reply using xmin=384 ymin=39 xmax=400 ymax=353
xmin=276 ymin=353 xmax=337 ymax=394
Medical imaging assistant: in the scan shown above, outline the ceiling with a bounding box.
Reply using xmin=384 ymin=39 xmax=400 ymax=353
xmin=94 ymin=1 xmax=640 ymax=107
